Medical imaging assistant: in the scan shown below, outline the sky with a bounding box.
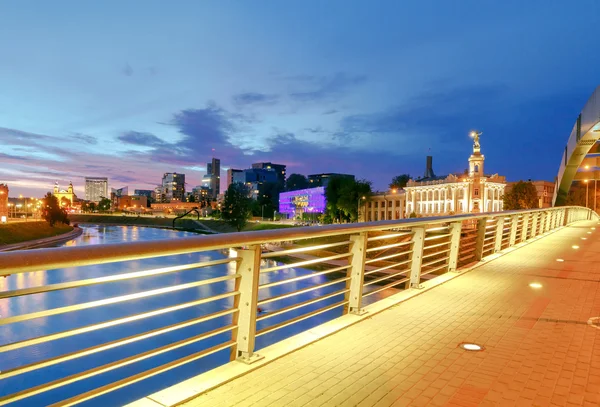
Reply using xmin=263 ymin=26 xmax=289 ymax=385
xmin=1 ymin=1 xmax=600 ymax=197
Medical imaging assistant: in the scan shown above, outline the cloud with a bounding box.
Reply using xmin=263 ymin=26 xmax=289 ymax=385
xmin=233 ymin=92 xmax=279 ymax=108
xmin=71 ymin=133 xmax=97 ymax=145
xmin=122 ymin=63 xmax=134 ymax=76
xmin=289 ymin=72 xmax=367 ymax=102
xmin=118 ymin=131 xmax=168 ymax=147
xmin=323 ymin=109 xmax=338 ymax=115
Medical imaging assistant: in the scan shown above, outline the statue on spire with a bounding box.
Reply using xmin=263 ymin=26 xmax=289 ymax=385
xmin=470 ymin=131 xmax=482 ymax=152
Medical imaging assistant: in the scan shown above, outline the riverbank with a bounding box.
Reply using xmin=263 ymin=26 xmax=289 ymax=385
xmin=69 ymin=214 xmax=297 ymax=233
xmin=0 ymin=222 xmax=82 ymax=250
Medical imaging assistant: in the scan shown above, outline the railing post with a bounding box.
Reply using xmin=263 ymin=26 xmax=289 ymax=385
xmin=494 ymin=216 xmax=505 ymax=252
xmin=530 ymin=213 xmax=539 ymax=238
xmin=408 ymin=227 xmax=426 ymax=288
xmin=521 ymin=214 xmax=530 ymax=242
xmin=447 ymin=221 xmax=462 ymax=272
xmin=347 ymin=232 xmax=368 ymax=315
xmin=474 ymin=217 xmax=488 ymax=260
xmin=538 ymin=212 xmax=546 ymax=234
xmin=562 ymin=208 xmax=568 ymax=226
xmin=545 ymin=211 xmax=551 ymax=232
xmin=509 ymin=215 xmax=519 ymax=246
xmin=233 ymin=245 xmax=263 ymax=364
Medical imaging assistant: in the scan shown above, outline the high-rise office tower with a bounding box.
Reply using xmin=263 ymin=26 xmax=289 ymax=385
xmin=85 ymin=177 xmax=108 ymax=202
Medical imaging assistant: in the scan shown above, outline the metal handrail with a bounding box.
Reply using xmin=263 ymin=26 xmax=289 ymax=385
xmin=0 ymin=206 xmax=596 ymax=407
xmin=0 ymin=207 xmax=587 ymax=276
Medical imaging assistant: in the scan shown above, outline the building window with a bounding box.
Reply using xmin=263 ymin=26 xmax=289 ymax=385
xmin=375 ymin=202 xmax=378 ymax=208
xmin=474 ymin=165 xmax=479 ymax=173
xmin=475 ymin=189 xmax=479 ymax=196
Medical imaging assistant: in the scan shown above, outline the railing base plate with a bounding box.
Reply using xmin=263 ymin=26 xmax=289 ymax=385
xmin=237 ymin=353 xmax=264 ymax=365
xmin=410 ymin=283 xmax=424 ymax=289
xmin=349 ymin=308 xmax=368 ymax=316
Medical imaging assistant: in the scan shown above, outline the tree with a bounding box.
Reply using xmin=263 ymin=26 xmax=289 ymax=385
xmin=503 ymin=181 xmax=538 ymax=210
xmin=565 ymin=184 xmax=586 ymax=206
xmin=389 ymin=174 xmax=410 ymax=190
xmin=286 ymin=174 xmax=309 ymax=191
xmin=98 ymin=197 xmax=112 ymax=212
xmin=324 ymin=177 xmax=373 ymax=223
xmin=42 ymin=192 xmax=69 ymax=226
xmin=222 ymin=184 xmax=252 ymax=231
xmin=88 ymin=202 xmax=97 ymax=212
xmin=81 ymin=201 xmax=89 ymax=213
xmin=188 ymin=194 xmax=196 ymax=203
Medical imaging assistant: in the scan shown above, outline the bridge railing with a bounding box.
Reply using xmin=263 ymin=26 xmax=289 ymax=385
xmin=0 ymin=206 xmax=597 ymax=406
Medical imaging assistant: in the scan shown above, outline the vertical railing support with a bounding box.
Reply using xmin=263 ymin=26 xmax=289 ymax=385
xmin=520 ymin=214 xmax=530 ymax=243
xmin=447 ymin=221 xmax=462 ymax=272
xmin=233 ymin=245 xmax=263 ymax=364
xmin=509 ymin=215 xmax=519 ymax=246
xmin=530 ymin=213 xmax=539 ymax=238
xmin=347 ymin=232 xmax=368 ymax=315
xmin=494 ymin=216 xmax=505 ymax=252
xmin=545 ymin=211 xmax=551 ymax=232
xmin=474 ymin=217 xmax=488 ymax=260
xmin=408 ymin=227 xmax=426 ymax=289
xmin=539 ymin=212 xmax=547 ymax=234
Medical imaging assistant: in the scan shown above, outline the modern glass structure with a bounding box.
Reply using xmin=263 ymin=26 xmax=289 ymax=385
xmin=279 ymin=186 xmax=326 ymax=218
xmin=84 ymin=177 xmax=108 ymax=202
xmin=161 ymin=173 xmax=185 ymax=202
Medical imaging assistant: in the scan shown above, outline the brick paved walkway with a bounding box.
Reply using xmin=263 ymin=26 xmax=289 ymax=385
xmin=184 ymin=220 xmax=600 ymax=407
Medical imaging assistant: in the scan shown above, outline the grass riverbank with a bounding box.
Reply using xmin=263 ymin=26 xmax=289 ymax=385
xmin=0 ymin=222 xmax=74 ymax=245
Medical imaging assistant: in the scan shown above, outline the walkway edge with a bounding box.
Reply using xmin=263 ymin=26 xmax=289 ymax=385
xmin=0 ymin=226 xmax=83 ymax=252
xmin=125 ymin=226 xmax=567 ymax=407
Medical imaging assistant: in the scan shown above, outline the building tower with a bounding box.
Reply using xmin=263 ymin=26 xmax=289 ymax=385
xmin=0 ymin=183 xmax=8 ymax=221
xmin=210 ymin=157 xmax=220 ymax=199
xmin=468 ymin=131 xmax=485 ymax=212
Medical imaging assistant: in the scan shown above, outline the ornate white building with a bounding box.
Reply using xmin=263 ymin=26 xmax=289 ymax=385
xmin=405 ymin=132 xmax=506 ymax=216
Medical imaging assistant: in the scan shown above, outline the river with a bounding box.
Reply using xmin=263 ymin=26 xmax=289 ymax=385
xmin=0 ymin=225 xmax=391 ymax=406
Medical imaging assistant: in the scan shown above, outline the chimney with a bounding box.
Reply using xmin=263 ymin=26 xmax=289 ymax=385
xmin=424 ymin=156 xmax=435 ymax=178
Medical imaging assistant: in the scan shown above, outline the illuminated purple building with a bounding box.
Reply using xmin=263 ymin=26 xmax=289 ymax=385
xmin=279 ymin=186 xmax=326 ymax=218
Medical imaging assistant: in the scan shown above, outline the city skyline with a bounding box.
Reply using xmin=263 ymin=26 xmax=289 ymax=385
xmin=2 ymin=1 xmax=600 ymax=196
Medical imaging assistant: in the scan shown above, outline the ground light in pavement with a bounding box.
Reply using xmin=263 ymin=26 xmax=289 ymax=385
xmin=458 ymin=343 xmax=485 ymax=352
xmin=582 ymin=237 xmax=588 ymax=240
xmin=556 ymin=258 xmax=565 ymax=262
xmin=529 ymin=282 xmax=543 ymax=289
xmin=572 ymin=245 xmax=580 ymax=249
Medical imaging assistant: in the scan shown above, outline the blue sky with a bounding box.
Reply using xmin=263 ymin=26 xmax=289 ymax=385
xmin=1 ymin=1 xmax=599 ymax=196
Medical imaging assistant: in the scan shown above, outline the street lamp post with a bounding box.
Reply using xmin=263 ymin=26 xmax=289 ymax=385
xmin=584 ymin=180 xmax=589 ymax=208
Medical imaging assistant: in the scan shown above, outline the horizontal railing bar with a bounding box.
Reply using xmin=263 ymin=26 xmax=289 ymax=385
xmin=261 ymin=253 xmax=351 ymax=273
xmin=485 ymin=224 xmax=496 ymax=229
xmin=422 ymin=248 xmax=451 ymax=259
xmin=367 ymin=232 xmax=412 ymax=242
xmin=424 ymin=233 xmax=451 ymax=241
xmin=258 ymin=276 xmax=351 ymax=306
xmin=0 ymin=291 xmax=239 ymax=354
xmin=363 ymin=258 xmax=412 ymax=276
xmin=257 ymin=289 xmax=348 ymax=322
xmin=424 ymin=241 xmax=451 ymax=251
xmin=363 ymin=277 xmax=410 ymax=297
xmin=0 ymin=207 xmax=580 ymax=276
xmin=0 ymin=258 xmax=237 ymax=300
xmin=426 ymin=226 xmax=449 ymax=232
xmin=0 ymin=325 xmax=236 ymax=406
xmin=364 ymin=250 xmax=412 ymax=264
xmin=365 ymin=240 xmax=412 ymax=253
xmin=261 ymin=241 xmax=351 ymax=258
xmin=420 ymin=263 xmax=448 ymax=277
xmin=259 ymin=264 xmax=351 ymax=289
xmin=422 ymin=256 xmax=449 ymax=269
xmin=460 ymin=241 xmax=477 ymax=249
xmin=256 ymin=301 xmax=347 ymax=337
xmin=363 ymin=268 xmax=409 ymax=287
xmin=483 ymin=241 xmax=495 ymax=248
xmin=0 ymin=274 xmax=239 ymax=327
xmin=0 ymin=308 xmax=238 ymax=379
xmin=460 ymin=247 xmax=477 ymax=255
xmin=50 ymin=340 xmax=236 ymax=407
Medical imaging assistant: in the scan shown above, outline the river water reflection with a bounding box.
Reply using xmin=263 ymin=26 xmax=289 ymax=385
xmin=0 ymin=225 xmax=391 ymax=406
